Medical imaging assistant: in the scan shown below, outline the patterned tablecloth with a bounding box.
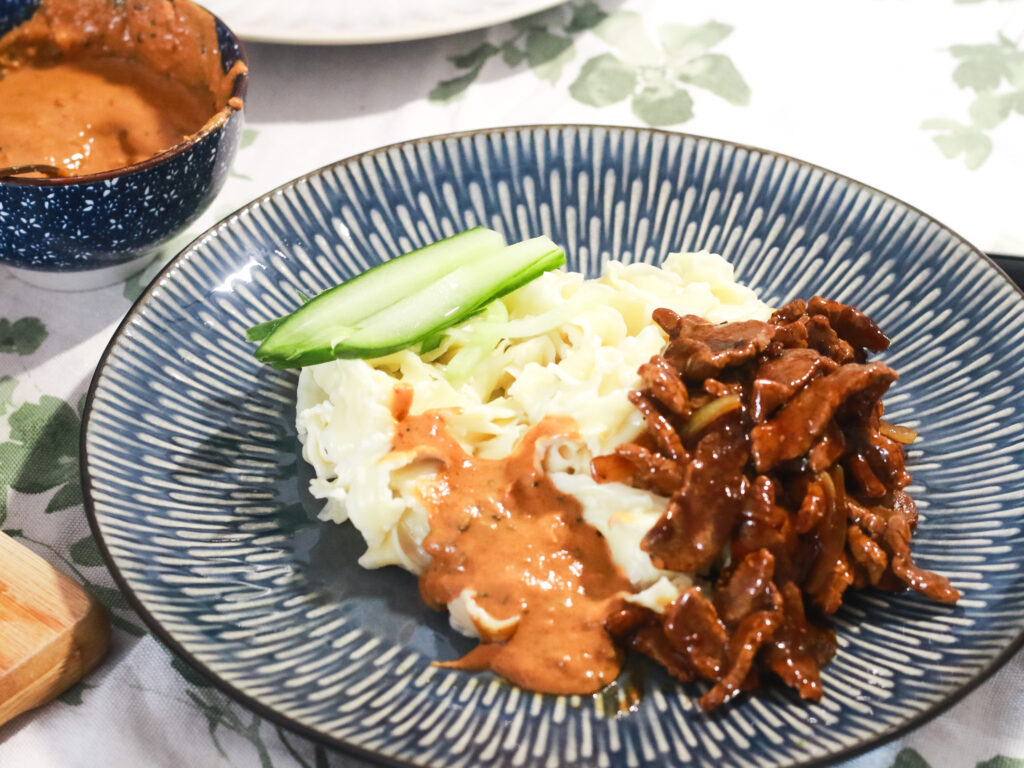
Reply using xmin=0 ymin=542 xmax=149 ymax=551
xmin=1 ymin=1 xmax=1023 ymax=766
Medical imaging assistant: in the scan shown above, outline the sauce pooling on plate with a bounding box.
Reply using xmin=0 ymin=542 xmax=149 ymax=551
xmin=0 ymin=0 xmax=245 ymax=177
xmin=391 ymin=393 xmax=631 ymax=695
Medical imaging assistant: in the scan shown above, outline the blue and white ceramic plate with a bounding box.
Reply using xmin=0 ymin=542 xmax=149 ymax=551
xmin=82 ymin=126 xmax=1024 ymax=768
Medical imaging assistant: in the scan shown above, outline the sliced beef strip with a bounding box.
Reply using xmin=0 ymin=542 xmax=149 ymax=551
xmin=639 ymin=355 xmax=690 ymax=415
xmin=750 ymin=362 xmax=897 ymax=472
xmin=807 ymin=420 xmax=847 ymax=472
xmin=628 ymin=390 xmax=687 ymax=462
xmin=806 ymin=314 xmax=858 ymax=363
xmin=847 ymin=497 xmax=888 ymax=538
xmin=770 ymin=318 xmax=810 ymax=350
xmin=698 ymin=610 xmax=780 ymax=711
xmin=714 ymin=548 xmax=782 ymax=628
xmin=810 ymin=552 xmax=854 ymax=614
xmin=883 ymin=505 xmax=961 ymax=604
xmin=847 ymin=524 xmax=888 ymax=585
xmin=863 ymin=429 xmax=912 ymax=489
xmin=642 ymin=415 xmax=750 ymax=572
xmin=794 ymin=479 xmax=827 ymax=534
xmin=750 ymin=348 xmax=837 ymax=422
xmin=663 ymin=587 xmax=729 ymax=680
xmin=808 ymin=296 xmax=890 ymax=352
xmin=770 ymin=299 xmax=807 ymax=325
xmin=606 ymin=603 xmax=700 ymax=682
xmin=659 ymin=312 xmax=775 ymax=382
xmin=764 ymin=581 xmax=836 ymax=700
xmin=846 ymin=452 xmax=889 ymax=498
xmin=591 ymin=443 xmax=684 ymax=496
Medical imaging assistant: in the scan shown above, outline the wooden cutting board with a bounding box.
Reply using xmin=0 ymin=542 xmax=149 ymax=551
xmin=0 ymin=531 xmax=110 ymax=726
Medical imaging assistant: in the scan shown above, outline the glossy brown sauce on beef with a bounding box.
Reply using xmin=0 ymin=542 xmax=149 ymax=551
xmin=391 ymin=408 xmax=631 ymax=694
xmin=595 ymin=296 xmax=959 ymax=710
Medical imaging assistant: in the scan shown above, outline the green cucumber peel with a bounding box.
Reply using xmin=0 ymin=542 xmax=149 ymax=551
xmin=252 ymin=227 xmax=505 ymax=365
xmin=257 ymin=236 xmax=565 ymax=368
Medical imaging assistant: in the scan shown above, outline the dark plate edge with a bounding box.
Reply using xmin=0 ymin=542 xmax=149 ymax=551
xmin=79 ymin=123 xmax=1024 ymax=768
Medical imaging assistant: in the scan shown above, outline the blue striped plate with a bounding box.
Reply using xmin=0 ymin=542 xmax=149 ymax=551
xmin=82 ymin=126 xmax=1024 ymax=768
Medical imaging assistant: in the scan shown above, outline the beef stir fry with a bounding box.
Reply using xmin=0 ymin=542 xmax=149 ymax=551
xmin=593 ymin=297 xmax=960 ymax=710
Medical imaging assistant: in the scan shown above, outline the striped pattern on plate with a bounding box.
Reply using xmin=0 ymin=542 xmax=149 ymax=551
xmin=83 ymin=126 xmax=1024 ymax=768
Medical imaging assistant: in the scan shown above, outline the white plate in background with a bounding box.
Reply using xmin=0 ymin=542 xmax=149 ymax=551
xmin=201 ymin=0 xmax=568 ymax=44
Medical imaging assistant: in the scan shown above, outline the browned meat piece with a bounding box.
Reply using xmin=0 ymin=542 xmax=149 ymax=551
xmin=750 ymin=348 xmax=837 ymax=421
xmin=770 ymin=318 xmax=809 ymax=350
xmin=704 ymin=378 xmax=745 ymax=398
xmin=699 ymin=611 xmax=780 ymax=710
xmin=628 ymin=391 xmax=687 ymax=462
xmin=661 ymin=313 xmax=774 ymax=381
xmin=811 ymin=552 xmax=854 ymax=614
xmin=804 ymin=473 xmax=849 ymax=609
xmin=639 ymin=355 xmax=690 ymax=415
xmin=653 ymin=307 xmax=685 ymax=337
xmin=807 ymin=420 xmax=846 ymax=472
xmin=806 ymin=314 xmax=857 ymax=363
xmin=605 ymin=601 xmax=647 ymax=637
xmin=794 ymin=479 xmax=827 ymax=533
xmin=847 ymin=497 xmax=887 ymax=538
xmin=847 ymin=525 xmax=888 ymax=585
xmin=770 ymin=299 xmax=807 ymax=325
xmin=642 ymin=417 xmax=749 ymax=572
xmin=883 ymin=506 xmax=960 ymax=603
xmin=732 ymin=480 xmax=793 ymax=572
xmin=663 ymin=587 xmax=729 ymax=679
xmin=714 ymin=549 xmax=782 ymax=627
xmin=603 ymin=298 xmax=956 ymax=710
xmin=750 ymin=362 xmax=897 ymax=472
xmin=594 ymin=443 xmax=684 ymax=496
xmin=808 ymin=296 xmax=890 ymax=352
xmin=764 ymin=582 xmax=836 ymax=700
xmin=888 ymin=490 xmax=919 ymax=529
xmin=606 ymin=603 xmax=699 ymax=682
xmin=863 ymin=430 xmax=912 ymax=489
xmin=846 ymin=453 xmax=888 ymax=498
xmin=744 ymin=474 xmax=779 ymax=525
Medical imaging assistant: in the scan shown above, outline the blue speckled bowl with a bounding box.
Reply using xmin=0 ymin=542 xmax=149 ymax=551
xmin=82 ymin=126 xmax=1024 ymax=767
xmin=0 ymin=0 xmax=247 ymax=290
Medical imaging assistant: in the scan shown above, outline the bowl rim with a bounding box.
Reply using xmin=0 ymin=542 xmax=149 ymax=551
xmin=80 ymin=123 xmax=1024 ymax=768
xmin=0 ymin=0 xmax=249 ymax=188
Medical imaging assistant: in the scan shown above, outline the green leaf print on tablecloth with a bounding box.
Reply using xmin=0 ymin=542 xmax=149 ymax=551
xmin=924 ymin=32 xmax=1024 ymax=169
xmin=0 ymin=391 xmax=79 ymax=524
xmin=430 ymin=3 xmax=749 ymax=127
xmin=0 ymin=317 xmax=47 ymax=356
xmin=977 ymin=759 xmax=1024 ymax=768
xmin=430 ymin=1 xmax=598 ymax=99
xmin=890 ymin=748 xmax=932 ymax=768
xmin=573 ymin=16 xmax=749 ymax=125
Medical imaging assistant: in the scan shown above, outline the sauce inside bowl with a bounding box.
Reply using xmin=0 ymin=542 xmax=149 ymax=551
xmin=0 ymin=0 xmax=246 ymax=178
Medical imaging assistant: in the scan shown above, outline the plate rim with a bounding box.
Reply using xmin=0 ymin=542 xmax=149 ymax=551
xmin=199 ymin=0 xmax=569 ymax=45
xmin=81 ymin=123 xmax=1024 ymax=768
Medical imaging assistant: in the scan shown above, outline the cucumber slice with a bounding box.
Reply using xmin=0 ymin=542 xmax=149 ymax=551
xmin=257 ymin=236 xmax=565 ymax=368
xmin=254 ymin=227 xmax=505 ymax=364
xmin=327 ymin=237 xmax=565 ymax=362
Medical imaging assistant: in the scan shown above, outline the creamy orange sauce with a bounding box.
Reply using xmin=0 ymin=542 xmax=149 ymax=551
xmin=0 ymin=0 xmax=246 ymax=177
xmin=0 ymin=59 xmax=215 ymax=175
xmin=392 ymin=407 xmax=631 ymax=694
